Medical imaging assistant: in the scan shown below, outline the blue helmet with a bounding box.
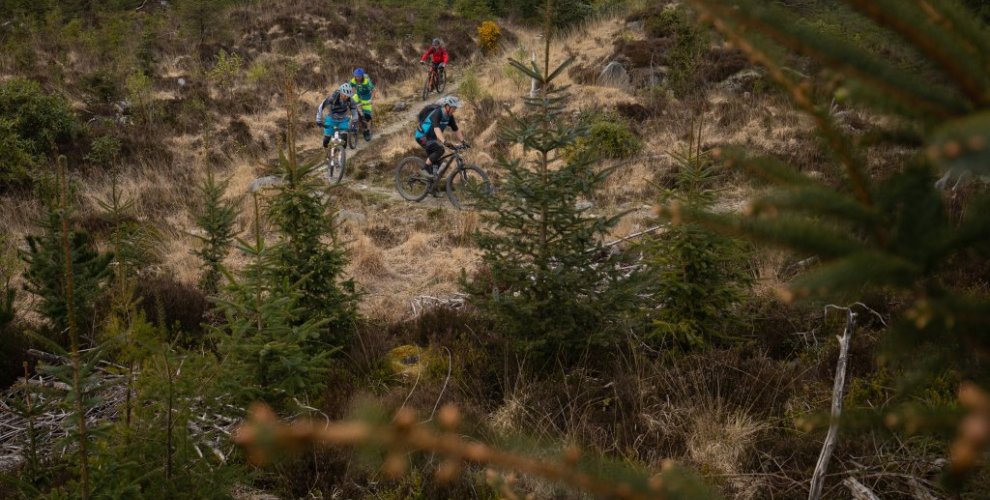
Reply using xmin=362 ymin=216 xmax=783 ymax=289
xmin=354 ymin=68 xmax=365 ymax=78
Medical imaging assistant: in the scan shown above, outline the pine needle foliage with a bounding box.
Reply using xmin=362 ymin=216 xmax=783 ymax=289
xmin=267 ymin=149 xmax=358 ymax=347
xmin=465 ymin=18 xmax=640 ymax=365
xmin=682 ymin=0 xmax=990 ymax=483
xmin=192 ymin=168 xmax=239 ymax=295
xmin=213 ymin=196 xmax=335 ymax=412
xmin=21 ymin=169 xmax=110 ymax=349
xmin=644 ymin=117 xmax=751 ymax=349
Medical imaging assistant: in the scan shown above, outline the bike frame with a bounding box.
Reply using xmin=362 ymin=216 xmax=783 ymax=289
xmin=434 ymin=150 xmax=464 ymax=182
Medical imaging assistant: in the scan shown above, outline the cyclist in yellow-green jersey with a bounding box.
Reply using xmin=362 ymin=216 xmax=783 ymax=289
xmin=350 ymin=68 xmax=375 ymax=141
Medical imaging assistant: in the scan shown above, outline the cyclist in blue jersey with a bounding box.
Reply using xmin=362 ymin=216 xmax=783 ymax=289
xmin=414 ymin=95 xmax=467 ymax=177
xmin=315 ymin=83 xmax=357 ymax=148
xmin=350 ymin=68 xmax=375 ymax=140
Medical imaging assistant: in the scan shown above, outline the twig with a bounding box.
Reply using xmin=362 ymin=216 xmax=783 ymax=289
xmin=842 ymin=477 xmax=879 ymax=500
xmin=809 ymin=305 xmax=858 ymax=500
xmin=422 ymin=347 xmax=453 ymax=424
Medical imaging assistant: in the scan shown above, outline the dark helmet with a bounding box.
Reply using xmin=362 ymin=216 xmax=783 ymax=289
xmin=432 ymin=38 xmax=443 ymax=47
xmin=354 ymin=68 xmax=365 ymax=78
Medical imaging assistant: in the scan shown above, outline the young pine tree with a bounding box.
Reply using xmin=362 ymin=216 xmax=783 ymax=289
xmin=213 ymin=195 xmax=334 ymax=412
xmin=645 ymin=117 xmax=751 ymax=350
xmin=192 ymin=168 xmax=239 ymax=295
xmin=21 ymin=168 xmax=111 ymax=348
xmin=464 ymin=37 xmax=639 ymax=364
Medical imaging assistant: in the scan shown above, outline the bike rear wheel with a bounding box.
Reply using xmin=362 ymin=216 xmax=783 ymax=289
xmin=446 ymin=164 xmax=492 ymax=210
xmin=395 ymin=157 xmax=432 ymax=201
xmin=326 ymin=146 xmax=346 ymax=184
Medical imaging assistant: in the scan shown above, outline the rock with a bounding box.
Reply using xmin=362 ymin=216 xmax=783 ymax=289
xmin=575 ymin=200 xmax=593 ymax=211
xmin=599 ymin=61 xmax=630 ymax=89
xmin=392 ymin=101 xmax=409 ymax=112
xmin=335 ymin=209 xmax=367 ymax=225
xmin=626 ymin=20 xmax=644 ymax=31
xmin=719 ymin=68 xmax=765 ymax=94
xmin=249 ymin=175 xmax=284 ymax=192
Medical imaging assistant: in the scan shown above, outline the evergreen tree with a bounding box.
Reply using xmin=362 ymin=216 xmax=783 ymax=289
xmin=465 ymin=26 xmax=639 ymax=364
xmin=683 ymin=0 xmax=990 ymax=485
xmin=213 ymin=196 xmax=334 ymax=412
xmin=644 ymin=118 xmax=751 ymax=349
xmin=192 ymin=169 xmax=239 ymax=295
xmin=21 ymin=169 xmax=111 ymax=347
xmin=266 ymin=88 xmax=357 ymax=347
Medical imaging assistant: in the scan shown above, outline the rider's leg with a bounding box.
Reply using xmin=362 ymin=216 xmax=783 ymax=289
xmin=323 ymin=135 xmax=331 ymax=148
xmin=424 ymin=140 xmax=443 ymax=176
xmin=418 ymin=138 xmax=442 ymax=176
xmin=361 ymin=102 xmax=372 ymax=140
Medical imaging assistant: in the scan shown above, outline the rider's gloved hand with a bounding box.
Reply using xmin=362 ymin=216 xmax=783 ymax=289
xmin=461 ymin=141 xmax=470 ymax=148
xmin=420 ymin=60 xmax=426 ymax=65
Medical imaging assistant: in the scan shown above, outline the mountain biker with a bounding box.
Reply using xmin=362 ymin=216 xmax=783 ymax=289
xmin=349 ymin=68 xmax=375 ymax=141
xmin=420 ymin=38 xmax=449 ymax=89
xmin=415 ymin=95 xmax=467 ymax=177
xmin=316 ymin=83 xmax=357 ymax=148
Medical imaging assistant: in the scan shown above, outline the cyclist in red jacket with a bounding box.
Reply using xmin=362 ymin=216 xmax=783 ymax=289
xmin=420 ymin=38 xmax=449 ymax=78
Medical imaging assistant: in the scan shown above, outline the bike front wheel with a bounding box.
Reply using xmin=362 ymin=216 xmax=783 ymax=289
xmin=437 ymin=69 xmax=447 ymax=92
xmin=326 ymin=146 xmax=346 ymax=184
xmin=422 ymin=73 xmax=431 ymax=100
xmin=395 ymin=157 xmax=432 ymax=202
xmin=446 ymin=164 xmax=492 ymax=210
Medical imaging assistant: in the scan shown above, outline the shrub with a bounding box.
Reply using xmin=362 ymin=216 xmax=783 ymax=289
xmin=208 ymin=49 xmax=243 ymax=93
xmin=571 ymin=116 xmax=642 ymax=161
xmin=84 ymin=135 xmax=121 ymax=167
xmin=644 ymin=5 xmax=709 ymax=97
xmin=476 ymin=20 xmax=502 ymax=54
xmin=455 ymin=0 xmax=493 ymax=19
xmin=0 ymin=119 xmax=36 ymax=188
xmin=0 ymin=78 xmax=76 ymax=185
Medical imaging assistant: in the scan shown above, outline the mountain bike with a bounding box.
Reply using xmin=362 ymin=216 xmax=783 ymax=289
xmin=395 ymin=143 xmax=491 ymax=209
xmin=421 ymin=63 xmax=447 ymax=100
xmin=324 ymin=128 xmax=348 ymax=184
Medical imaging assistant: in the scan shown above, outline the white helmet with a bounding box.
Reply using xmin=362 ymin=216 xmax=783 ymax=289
xmin=338 ymin=83 xmax=355 ymax=98
xmin=438 ymin=95 xmax=461 ymax=108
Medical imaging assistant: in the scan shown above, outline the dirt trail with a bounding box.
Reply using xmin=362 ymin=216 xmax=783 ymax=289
xmin=251 ymin=76 xmax=458 ymax=194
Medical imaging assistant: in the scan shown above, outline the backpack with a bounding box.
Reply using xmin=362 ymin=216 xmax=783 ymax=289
xmin=417 ymin=104 xmax=441 ymax=125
